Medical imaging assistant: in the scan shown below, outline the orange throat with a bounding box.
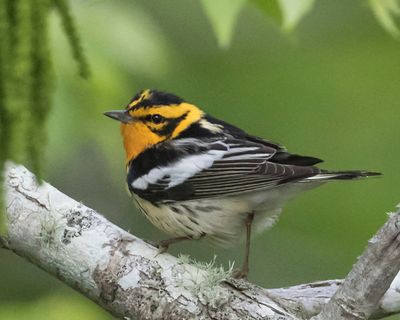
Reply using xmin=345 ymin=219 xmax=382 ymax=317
xmin=120 ymin=122 xmax=163 ymax=163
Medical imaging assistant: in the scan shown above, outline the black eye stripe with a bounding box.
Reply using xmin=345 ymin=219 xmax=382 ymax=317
xmin=140 ymin=114 xmax=166 ymax=123
xmin=148 ymin=112 xmax=189 ymax=137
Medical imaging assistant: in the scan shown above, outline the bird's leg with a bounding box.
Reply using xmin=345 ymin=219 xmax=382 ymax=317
xmin=157 ymin=236 xmax=192 ymax=254
xmin=233 ymin=212 xmax=255 ymax=279
xmin=243 ymin=211 xmax=255 ymax=276
xmin=154 ymin=232 xmax=206 ymax=254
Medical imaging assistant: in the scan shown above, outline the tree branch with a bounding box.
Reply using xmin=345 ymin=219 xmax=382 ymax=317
xmin=311 ymin=207 xmax=400 ymax=320
xmin=3 ymin=164 xmax=400 ymax=319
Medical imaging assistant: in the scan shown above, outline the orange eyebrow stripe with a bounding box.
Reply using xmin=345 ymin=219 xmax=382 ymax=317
xmin=128 ymin=89 xmax=151 ymax=108
xmin=131 ymin=103 xmax=202 ymax=120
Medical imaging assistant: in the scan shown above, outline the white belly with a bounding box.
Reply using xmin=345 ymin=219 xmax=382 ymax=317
xmin=132 ymin=181 xmax=321 ymax=247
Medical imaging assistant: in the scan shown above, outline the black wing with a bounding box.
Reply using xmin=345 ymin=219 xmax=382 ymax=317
xmin=128 ymin=137 xmax=320 ymax=203
xmin=204 ymin=114 xmax=323 ymax=166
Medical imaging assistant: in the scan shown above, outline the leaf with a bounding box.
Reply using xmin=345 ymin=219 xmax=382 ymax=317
xmin=369 ymin=0 xmax=400 ymax=39
xmin=251 ymin=0 xmax=282 ymax=23
xmin=201 ymin=0 xmax=247 ymax=48
xmin=250 ymin=0 xmax=315 ymax=32
xmin=278 ymin=0 xmax=315 ymax=32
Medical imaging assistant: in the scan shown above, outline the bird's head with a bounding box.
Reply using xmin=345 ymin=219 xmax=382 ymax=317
xmin=104 ymin=89 xmax=204 ymax=162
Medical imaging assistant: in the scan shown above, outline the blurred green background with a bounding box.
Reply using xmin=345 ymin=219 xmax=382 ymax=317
xmin=1 ymin=0 xmax=400 ymax=318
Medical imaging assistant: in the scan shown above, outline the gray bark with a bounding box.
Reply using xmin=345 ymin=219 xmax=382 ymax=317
xmin=2 ymin=164 xmax=400 ymax=319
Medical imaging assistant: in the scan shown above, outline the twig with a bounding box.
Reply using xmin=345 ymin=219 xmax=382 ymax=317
xmin=311 ymin=210 xmax=400 ymax=320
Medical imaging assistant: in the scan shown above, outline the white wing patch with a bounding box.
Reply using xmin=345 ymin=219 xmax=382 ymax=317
xmin=132 ymin=147 xmax=227 ymax=190
xmin=131 ymin=140 xmax=268 ymax=191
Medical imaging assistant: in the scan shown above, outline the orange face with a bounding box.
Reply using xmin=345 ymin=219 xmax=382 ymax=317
xmin=105 ymin=90 xmax=203 ymax=163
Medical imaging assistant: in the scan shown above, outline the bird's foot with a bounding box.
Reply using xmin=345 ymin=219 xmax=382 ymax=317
xmin=142 ymin=239 xmax=170 ymax=255
xmin=231 ymin=268 xmax=248 ymax=279
xmin=156 ymin=240 xmax=170 ymax=254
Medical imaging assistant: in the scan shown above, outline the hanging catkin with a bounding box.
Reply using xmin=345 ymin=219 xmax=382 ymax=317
xmin=0 ymin=0 xmax=88 ymax=234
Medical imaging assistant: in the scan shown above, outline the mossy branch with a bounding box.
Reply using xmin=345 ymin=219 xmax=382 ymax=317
xmin=3 ymin=164 xmax=400 ymax=320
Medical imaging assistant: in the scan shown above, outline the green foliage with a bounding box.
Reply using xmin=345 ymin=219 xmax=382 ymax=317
xmin=2 ymin=0 xmax=32 ymax=166
xmin=203 ymin=0 xmax=400 ymax=47
xmin=277 ymin=0 xmax=315 ymax=32
xmin=53 ymin=0 xmax=90 ymax=78
xmin=0 ymin=0 xmax=88 ymax=234
xmin=251 ymin=0 xmax=282 ymax=23
xmin=0 ymin=0 xmax=38 ymax=233
xmin=252 ymin=0 xmax=315 ymax=32
xmin=29 ymin=0 xmax=53 ymax=179
xmin=200 ymin=0 xmax=317 ymax=47
xmin=370 ymin=0 xmax=400 ymax=38
xmin=201 ymin=0 xmax=247 ymax=48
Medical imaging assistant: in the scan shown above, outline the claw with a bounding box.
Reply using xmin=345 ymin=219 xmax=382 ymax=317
xmin=156 ymin=240 xmax=170 ymax=256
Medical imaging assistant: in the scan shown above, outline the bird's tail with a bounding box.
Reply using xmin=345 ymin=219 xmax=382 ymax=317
xmin=306 ymin=170 xmax=382 ymax=181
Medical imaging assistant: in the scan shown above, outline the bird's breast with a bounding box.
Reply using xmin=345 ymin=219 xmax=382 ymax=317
xmin=130 ymin=192 xmax=284 ymax=247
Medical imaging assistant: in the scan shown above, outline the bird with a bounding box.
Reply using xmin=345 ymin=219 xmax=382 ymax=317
xmin=104 ymin=89 xmax=380 ymax=278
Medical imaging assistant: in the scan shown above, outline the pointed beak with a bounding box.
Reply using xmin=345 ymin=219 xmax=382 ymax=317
xmin=103 ymin=110 xmax=134 ymax=123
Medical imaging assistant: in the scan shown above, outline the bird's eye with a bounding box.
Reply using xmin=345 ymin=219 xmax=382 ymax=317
xmin=151 ymin=114 xmax=164 ymax=124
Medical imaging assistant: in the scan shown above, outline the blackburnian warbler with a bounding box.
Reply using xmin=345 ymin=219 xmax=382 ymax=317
xmin=105 ymin=89 xmax=380 ymax=278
